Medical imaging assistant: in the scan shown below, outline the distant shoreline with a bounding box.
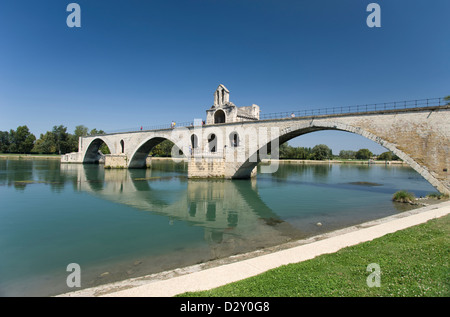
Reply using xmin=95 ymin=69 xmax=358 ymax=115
xmin=0 ymin=154 xmax=407 ymax=166
xmin=260 ymin=158 xmax=407 ymax=165
xmin=151 ymin=156 xmax=407 ymax=165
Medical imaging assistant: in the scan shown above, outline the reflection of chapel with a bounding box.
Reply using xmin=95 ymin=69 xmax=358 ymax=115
xmin=206 ymin=84 xmax=260 ymax=124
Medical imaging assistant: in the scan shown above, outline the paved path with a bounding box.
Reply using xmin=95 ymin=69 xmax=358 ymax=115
xmin=59 ymin=200 xmax=450 ymax=297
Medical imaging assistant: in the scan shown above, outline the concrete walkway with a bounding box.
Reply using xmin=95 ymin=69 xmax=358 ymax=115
xmin=60 ymin=200 xmax=450 ymax=297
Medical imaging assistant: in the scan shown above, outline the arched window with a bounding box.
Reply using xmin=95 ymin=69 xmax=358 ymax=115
xmin=190 ymin=134 xmax=198 ymax=149
xmin=214 ymin=110 xmax=226 ymax=124
xmin=229 ymin=132 xmax=239 ymax=147
xmin=120 ymin=140 xmax=124 ymax=153
xmin=208 ymin=134 xmax=217 ymax=153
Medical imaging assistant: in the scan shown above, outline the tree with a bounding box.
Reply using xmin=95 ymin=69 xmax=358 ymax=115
xmin=89 ymin=128 xmax=105 ymax=136
xmin=150 ymin=140 xmax=176 ymax=157
xmin=52 ymin=125 xmax=72 ymax=154
xmin=68 ymin=134 xmax=79 ymax=153
xmin=9 ymin=126 xmax=36 ymax=153
xmin=279 ymin=143 xmax=290 ymax=159
xmin=293 ymin=147 xmax=311 ymax=159
xmin=4 ymin=124 xmax=113 ymax=154
xmin=279 ymin=142 xmax=312 ymax=159
xmin=0 ymin=131 xmax=10 ymax=153
xmin=339 ymin=150 xmax=356 ymax=159
xmin=99 ymin=143 xmax=110 ymax=154
xmin=355 ymin=148 xmax=373 ymax=160
xmin=74 ymin=125 xmax=89 ymax=138
xmin=68 ymin=125 xmax=89 ymax=152
xmin=32 ymin=132 xmax=57 ymax=154
xmin=377 ymin=151 xmax=400 ymax=161
xmin=377 ymin=151 xmax=393 ymax=161
xmin=310 ymin=144 xmax=332 ymax=160
xmin=32 ymin=125 xmax=75 ymax=154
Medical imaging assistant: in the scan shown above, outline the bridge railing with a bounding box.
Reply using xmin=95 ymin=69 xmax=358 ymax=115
xmin=259 ymin=97 xmax=446 ymax=120
xmin=93 ymin=97 xmax=447 ymax=136
xmin=96 ymin=121 xmax=196 ymax=136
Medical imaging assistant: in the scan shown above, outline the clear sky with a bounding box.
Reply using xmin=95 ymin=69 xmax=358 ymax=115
xmin=1 ymin=0 xmax=449 ymax=154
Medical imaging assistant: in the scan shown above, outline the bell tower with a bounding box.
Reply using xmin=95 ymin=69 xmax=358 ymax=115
xmin=213 ymin=84 xmax=230 ymax=107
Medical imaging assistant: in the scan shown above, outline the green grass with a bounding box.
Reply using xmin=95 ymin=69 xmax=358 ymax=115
xmin=0 ymin=153 xmax=60 ymax=159
xmin=392 ymin=190 xmax=416 ymax=203
xmin=427 ymin=192 xmax=450 ymax=200
xmin=179 ymin=214 xmax=450 ymax=297
xmin=0 ymin=153 xmax=60 ymax=156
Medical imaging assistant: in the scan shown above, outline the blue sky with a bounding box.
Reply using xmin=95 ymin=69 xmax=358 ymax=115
xmin=1 ymin=0 xmax=449 ymax=154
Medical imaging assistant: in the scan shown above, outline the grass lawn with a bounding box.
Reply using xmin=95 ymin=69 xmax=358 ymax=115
xmin=0 ymin=153 xmax=60 ymax=159
xmin=180 ymin=214 xmax=449 ymax=297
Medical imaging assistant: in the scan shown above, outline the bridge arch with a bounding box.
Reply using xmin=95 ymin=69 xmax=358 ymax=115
xmin=83 ymin=137 xmax=114 ymax=164
xmin=234 ymin=121 xmax=446 ymax=194
xmin=128 ymin=136 xmax=186 ymax=168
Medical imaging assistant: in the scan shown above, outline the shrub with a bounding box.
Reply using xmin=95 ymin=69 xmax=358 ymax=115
xmin=392 ymin=190 xmax=416 ymax=203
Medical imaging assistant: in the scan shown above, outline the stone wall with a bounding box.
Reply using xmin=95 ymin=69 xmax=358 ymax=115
xmin=104 ymin=154 xmax=128 ymax=169
xmin=61 ymin=152 xmax=83 ymax=163
xmin=188 ymin=157 xmax=226 ymax=178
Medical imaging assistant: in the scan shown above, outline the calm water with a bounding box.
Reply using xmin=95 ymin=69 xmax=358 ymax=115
xmin=0 ymin=159 xmax=436 ymax=296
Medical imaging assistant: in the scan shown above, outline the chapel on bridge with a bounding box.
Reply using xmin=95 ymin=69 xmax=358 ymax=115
xmin=206 ymin=84 xmax=260 ymax=124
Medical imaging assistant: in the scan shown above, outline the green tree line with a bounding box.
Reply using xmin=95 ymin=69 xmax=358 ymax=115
xmin=0 ymin=125 xmax=109 ymax=154
xmin=279 ymin=143 xmax=400 ymax=161
xmin=279 ymin=143 xmax=332 ymax=160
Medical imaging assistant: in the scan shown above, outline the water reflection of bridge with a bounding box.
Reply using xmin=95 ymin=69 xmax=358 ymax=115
xmin=60 ymin=164 xmax=298 ymax=245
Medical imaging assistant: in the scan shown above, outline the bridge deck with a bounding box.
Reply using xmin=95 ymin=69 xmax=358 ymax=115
xmin=94 ymin=102 xmax=449 ymax=137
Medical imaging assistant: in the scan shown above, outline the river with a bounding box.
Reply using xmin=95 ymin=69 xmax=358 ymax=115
xmin=0 ymin=158 xmax=436 ymax=296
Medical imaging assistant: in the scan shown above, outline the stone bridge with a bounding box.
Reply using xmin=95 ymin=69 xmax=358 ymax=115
xmin=62 ymin=85 xmax=450 ymax=194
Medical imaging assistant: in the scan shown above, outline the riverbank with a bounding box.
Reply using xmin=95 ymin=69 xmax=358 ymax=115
xmin=262 ymin=158 xmax=406 ymax=165
xmin=59 ymin=199 xmax=450 ymax=297
xmin=151 ymin=156 xmax=406 ymax=165
xmin=183 ymin=210 xmax=450 ymax=297
xmin=0 ymin=154 xmax=61 ymax=160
